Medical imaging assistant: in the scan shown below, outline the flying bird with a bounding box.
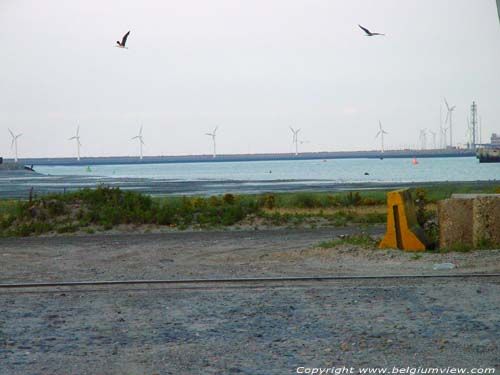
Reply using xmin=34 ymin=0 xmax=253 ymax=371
xmin=116 ymin=31 xmax=130 ymax=48
xmin=358 ymin=24 xmax=385 ymax=36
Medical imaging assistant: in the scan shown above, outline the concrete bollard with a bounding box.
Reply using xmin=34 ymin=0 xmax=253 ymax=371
xmin=379 ymin=189 xmax=432 ymax=251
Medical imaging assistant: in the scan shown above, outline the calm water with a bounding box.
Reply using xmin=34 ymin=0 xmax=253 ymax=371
xmin=35 ymin=157 xmax=500 ymax=184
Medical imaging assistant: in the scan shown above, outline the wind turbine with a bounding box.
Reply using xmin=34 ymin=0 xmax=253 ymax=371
xmin=419 ymin=129 xmax=427 ymax=150
xmin=429 ymin=130 xmax=437 ymax=149
xmin=69 ymin=125 xmax=82 ymax=161
xmin=290 ymin=126 xmax=301 ymax=156
xmin=441 ymin=127 xmax=448 ymax=148
xmin=205 ymin=126 xmax=218 ymax=158
xmin=444 ymin=98 xmax=456 ymax=148
xmin=375 ymin=121 xmax=388 ymax=154
xmin=131 ymin=125 xmax=145 ymax=160
xmin=8 ymin=129 xmax=22 ymax=163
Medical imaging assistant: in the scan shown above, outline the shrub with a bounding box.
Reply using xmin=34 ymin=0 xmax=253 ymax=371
xmin=292 ymin=193 xmax=321 ymax=208
xmin=414 ymin=188 xmax=428 ymax=227
xmin=223 ymin=193 xmax=235 ymax=205
xmin=341 ymin=192 xmax=362 ymax=206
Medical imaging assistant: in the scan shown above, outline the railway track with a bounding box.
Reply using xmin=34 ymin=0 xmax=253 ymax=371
xmin=1 ymin=273 xmax=499 ymax=291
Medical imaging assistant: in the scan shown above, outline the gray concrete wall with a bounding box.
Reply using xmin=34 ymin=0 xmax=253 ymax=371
xmin=438 ymin=194 xmax=500 ymax=249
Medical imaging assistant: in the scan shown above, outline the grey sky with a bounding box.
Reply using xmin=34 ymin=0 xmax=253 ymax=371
xmin=1 ymin=0 xmax=499 ymax=158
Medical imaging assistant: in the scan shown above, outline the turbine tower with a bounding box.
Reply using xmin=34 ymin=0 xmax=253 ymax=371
xmin=375 ymin=121 xmax=388 ymax=153
xmin=131 ymin=125 xmax=145 ymax=160
xmin=69 ymin=125 xmax=82 ymax=161
xmin=8 ymin=129 xmax=22 ymax=163
xmin=205 ymin=126 xmax=218 ymax=158
xmin=419 ymin=129 xmax=427 ymax=150
xmin=429 ymin=130 xmax=437 ymax=149
xmin=444 ymin=98 xmax=456 ymax=148
xmin=289 ymin=126 xmax=301 ymax=156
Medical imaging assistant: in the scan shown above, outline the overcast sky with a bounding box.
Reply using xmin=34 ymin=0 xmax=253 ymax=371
xmin=1 ymin=0 xmax=499 ymax=158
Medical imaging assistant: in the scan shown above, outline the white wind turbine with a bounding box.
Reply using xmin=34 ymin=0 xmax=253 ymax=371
xmin=429 ymin=130 xmax=437 ymax=149
xmin=205 ymin=126 xmax=218 ymax=158
xmin=375 ymin=121 xmax=388 ymax=154
xmin=419 ymin=129 xmax=427 ymax=150
xmin=69 ymin=125 xmax=82 ymax=161
xmin=444 ymin=98 xmax=456 ymax=148
xmin=8 ymin=128 xmax=22 ymax=163
xmin=290 ymin=126 xmax=301 ymax=156
xmin=131 ymin=125 xmax=145 ymax=160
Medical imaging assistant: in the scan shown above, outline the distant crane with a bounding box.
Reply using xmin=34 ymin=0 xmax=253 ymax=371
xmin=69 ymin=125 xmax=82 ymax=161
xmin=289 ymin=126 xmax=301 ymax=156
xmin=444 ymin=98 xmax=456 ymax=148
xmin=8 ymin=128 xmax=22 ymax=163
xmin=205 ymin=126 xmax=218 ymax=158
xmin=375 ymin=121 xmax=388 ymax=154
xmin=131 ymin=125 xmax=145 ymax=160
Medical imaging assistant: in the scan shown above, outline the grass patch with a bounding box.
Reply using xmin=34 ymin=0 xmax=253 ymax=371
xmin=317 ymin=233 xmax=378 ymax=249
xmin=1 ymin=182 xmax=498 ymax=241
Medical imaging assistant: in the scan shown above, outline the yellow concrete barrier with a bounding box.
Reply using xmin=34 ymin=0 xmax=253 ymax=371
xmin=379 ymin=189 xmax=432 ymax=251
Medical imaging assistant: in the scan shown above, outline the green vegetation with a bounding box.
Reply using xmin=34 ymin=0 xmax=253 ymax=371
xmin=0 ymin=187 xmax=260 ymax=237
xmin=317 ymin=233 xmax=378 ymax=248
xmin=0 ymin=182 xmax=498 ymax=241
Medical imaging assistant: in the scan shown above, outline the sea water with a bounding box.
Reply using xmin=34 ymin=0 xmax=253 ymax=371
xmin=35 ymin=157 xmax=499 ymax=184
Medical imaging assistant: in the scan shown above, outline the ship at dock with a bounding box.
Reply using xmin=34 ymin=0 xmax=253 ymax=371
xmin=476 ymin=147 xmax=500 ymax=163
xmin=476 ymin=133 xmax=500 ymax=163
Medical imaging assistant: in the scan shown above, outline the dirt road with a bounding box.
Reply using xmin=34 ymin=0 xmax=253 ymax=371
xmin=1 ymin=228 xmax=499 ymax=374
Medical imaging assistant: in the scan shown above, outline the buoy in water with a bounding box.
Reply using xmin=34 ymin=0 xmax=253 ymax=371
xmin=412 ymin=157 xmax=418 ymax=165
xmin=86 ymin=166 xmax=92 ymax=172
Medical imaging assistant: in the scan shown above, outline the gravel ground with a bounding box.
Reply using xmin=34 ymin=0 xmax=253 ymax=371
xmin=0 ymin=228 xmax=499 ymax=374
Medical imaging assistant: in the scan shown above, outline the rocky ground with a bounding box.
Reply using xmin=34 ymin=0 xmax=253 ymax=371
xmin=0 ymin=227 xmax=499 ymax=374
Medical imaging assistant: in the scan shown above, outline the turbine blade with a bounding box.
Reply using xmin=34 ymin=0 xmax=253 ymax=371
xmin=375 ymin=131 xmax=381 ymax=138
xmin=444 ymin=98 xmax=450 ymax=110
xmin=8 ymin=128 xmax=14 ymax=138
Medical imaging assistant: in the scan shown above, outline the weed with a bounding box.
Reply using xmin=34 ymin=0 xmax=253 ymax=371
xmin=318 ymin=233 xmax=377 ymax=248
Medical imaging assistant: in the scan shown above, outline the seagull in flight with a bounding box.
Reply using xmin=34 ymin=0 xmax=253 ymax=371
xmin=116 ymin=31 xmax=130 ymax=48
xmin=358 ymin=25 xmax=385 ymax=36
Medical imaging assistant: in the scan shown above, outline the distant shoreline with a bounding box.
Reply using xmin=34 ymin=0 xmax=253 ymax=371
xmin=1 ymin=149 xmax=475 ymax=167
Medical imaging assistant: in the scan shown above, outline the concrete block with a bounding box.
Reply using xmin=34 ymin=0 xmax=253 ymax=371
xmin=472 ymin=196 xmax=500 ymax=246
xmin=438 ymin=194 xmax=500 ymax=249
xmin=379 ymin=189 xmax=432 ymax=251
xmin=438 ymin=198 xmax=473 ymax=249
